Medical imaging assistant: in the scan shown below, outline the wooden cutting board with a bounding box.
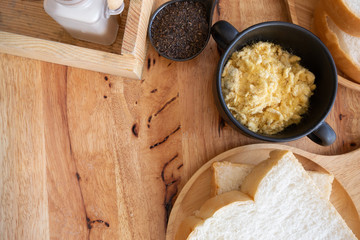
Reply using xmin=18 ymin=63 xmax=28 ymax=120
xmin=166 ymin=144 xmax=360 ymax=239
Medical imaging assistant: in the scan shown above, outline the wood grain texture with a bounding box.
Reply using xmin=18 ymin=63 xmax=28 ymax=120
xmin=42 ymin=63 xmax=88 ymax=239
xmin=66 ymin=69 xmax=126 ymax=239
xmin=121 ymin=0 xmax=155 ymax=76
xmin=286 ymin=0 xmax=360 ymax=91
xmin=0 ymin=55 xmax=49 ymax=239
xmin=284 ymin=0 xmax=299 ymax=24
xmin=1 ymin=0 xmax=360 ymax=239
xmin=0 ymin=32 xmax=141 ymax=79
xmin=0 ymin=0 xmax=154 ymax=79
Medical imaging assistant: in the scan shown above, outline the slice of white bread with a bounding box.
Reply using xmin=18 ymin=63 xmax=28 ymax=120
xmin=313 ymin=5 xmax=360 ymax=83
xmin=211 ymin=162 xmax=254 ymax=196
xmin=307 ymin=170 xmax=334 ymax=200
xmin=211 ymin=161 xmax=334 ymax=199
xmin=321 ymin=0 xmax=360 ymax=37
xmin=176 ymin=150 xmax=356 ymax=240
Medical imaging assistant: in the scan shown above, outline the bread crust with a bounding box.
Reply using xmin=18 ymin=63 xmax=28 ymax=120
xmin=313 ymin=5 xmax=360 ymax=83
xmin=321 ymin=0 xmax=360 ymax=37
xmin=241 ymin=150 xmax=289 ymax=197
xmin=197 ymin=190 xmax=252 ymax=220
xmin=210 ymin=162 xmax=219 ymax=197
xmin=175 ymin=216 xmax=203 ymax=240
xmin=175 ymin=191 xmax=252 ymax=240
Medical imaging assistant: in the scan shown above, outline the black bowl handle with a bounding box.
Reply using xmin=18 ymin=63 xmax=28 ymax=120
xmin=211 ymin=20 xmax=239 ymax=52
xmin=307 ymin=122 xmax=336 ymax=146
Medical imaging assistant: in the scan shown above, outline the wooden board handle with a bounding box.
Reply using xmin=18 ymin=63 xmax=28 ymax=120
xmin=284 ymin=0 xmax=299 ymax=24
xmin=311 ymin=148 xmax=360 ymax=218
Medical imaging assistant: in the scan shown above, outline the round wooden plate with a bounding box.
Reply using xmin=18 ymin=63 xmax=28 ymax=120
xmin=166 ymin=144 xmax=360 ymax=240
xmin=338 ymin=75 xmax=360 ymax=92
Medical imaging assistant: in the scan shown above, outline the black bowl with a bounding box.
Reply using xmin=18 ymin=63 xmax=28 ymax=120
xmin=211 ymin=21 xmax=337 ymax=146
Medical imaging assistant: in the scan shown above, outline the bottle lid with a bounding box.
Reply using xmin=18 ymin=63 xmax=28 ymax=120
xmin=106 ymin=0 xmax=124 ymax=18
xmin=107 ymin=0 xmax=124 ymax=10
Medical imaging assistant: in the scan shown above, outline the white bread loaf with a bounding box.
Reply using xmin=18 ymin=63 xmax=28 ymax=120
xmin=211 ymin=161 xmax=334 ymax=199
xmin=176 ymin=150 xmax=356 ymax=240
xmin=321 ymin=0 xmax=360 ymax=37
xmin=313 ymin=5 xmax=360 ymax=83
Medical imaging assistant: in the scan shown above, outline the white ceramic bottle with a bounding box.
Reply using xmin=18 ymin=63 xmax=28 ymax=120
xmin=44 ymin=0 xmax=124 ymax=45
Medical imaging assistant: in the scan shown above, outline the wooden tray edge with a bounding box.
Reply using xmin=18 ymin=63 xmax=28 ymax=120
xmin=0 ymin=0 xmax=155 ymax=79
xmin=0 ymin=31 xmax=139 ymax=79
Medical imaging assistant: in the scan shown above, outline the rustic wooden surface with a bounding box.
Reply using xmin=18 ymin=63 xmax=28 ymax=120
xmin=166 ymin=144 xmax=360 ymax=240
xmin=1 ymin=0 xmax=360 ymax=239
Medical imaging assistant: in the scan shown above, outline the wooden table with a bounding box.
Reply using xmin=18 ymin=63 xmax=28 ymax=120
xmin=1 ymin=0 xmax=360 ymax=239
